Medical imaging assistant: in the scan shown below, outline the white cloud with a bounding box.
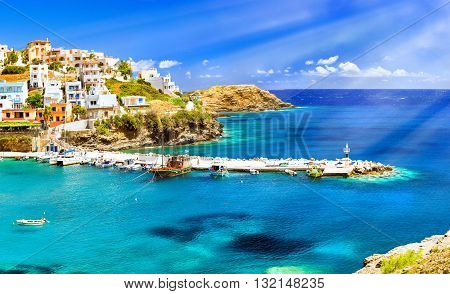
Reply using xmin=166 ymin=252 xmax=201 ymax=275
xmin=208 ymin=65 xmax=220 ymax=70
xmin=199 ymin=74 xmax=222 ymax=78
xmin=284 ymin=67 xmax=291 ymax=73
xmin=383 ymin=55 xmax=393 ymax=62
xmin=159 ymin=60 xmax=182 ymax=69
xmin=130 ymin=59 xmax=156 ymax=72
xmin=338 ymin=62 xmax=361 ymax=74
xmin=185 ymin=71 xmax=192 ymax=79
xmin=305 ymin=60 xmax=314 ymax=65
xmin=256 ymin=69 xmax=275 ymax=75
xmin=317 ymin=55 xmax=339 ymax=65
xmin=364 ymin=66 xmax=393 ymax=77
xmin=202 ymin=59 xmax=209 ymax=66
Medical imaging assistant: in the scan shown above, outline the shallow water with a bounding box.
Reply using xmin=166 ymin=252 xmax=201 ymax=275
xmin=1 ymin=89 xmax=449 ymax=273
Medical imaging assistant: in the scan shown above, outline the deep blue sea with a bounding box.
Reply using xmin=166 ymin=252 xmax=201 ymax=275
xmin=1 ymin=89 xmax=449 ymax=274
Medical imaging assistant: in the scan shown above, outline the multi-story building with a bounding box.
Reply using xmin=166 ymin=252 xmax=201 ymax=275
xmin=65 ymin=81 xmax=85 ymax=106
xmin=43 ymin=80 xmax=64 ymax=105
xmin=2 ymin=108 xmax=38 ymax=123
xmin=85 ymin=86 xmax=119 ymax=119
xmin=80 ymin=61 xmax=102 ymax=89
xmin=29 ymin=64 xmax=49 ymax=88
xmin=0 ymin=81 xmax=28 ymax=109
xmin=138 ymin=68 xmax=181 ymax=96
xmin=36 ymin=103 xmax=72 ymax=127
xmin=26 ymin=39 xmax=51 ymax=62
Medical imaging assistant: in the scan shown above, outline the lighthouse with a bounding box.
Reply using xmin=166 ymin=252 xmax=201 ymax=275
xmin=343 ymin=143 xmax=350 ymax=159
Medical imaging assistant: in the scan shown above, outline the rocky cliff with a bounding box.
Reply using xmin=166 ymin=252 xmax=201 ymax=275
xmin=356 ymin=230 xmax=450 ymax=274
xmin=66 ymin=112 xmax=222 ymax=151
xmin=191 ymin=85 xmax=293 ymax=113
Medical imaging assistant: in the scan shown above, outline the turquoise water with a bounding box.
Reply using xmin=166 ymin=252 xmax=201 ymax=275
xmin=1 ymin=90 xmax=449 ymax=274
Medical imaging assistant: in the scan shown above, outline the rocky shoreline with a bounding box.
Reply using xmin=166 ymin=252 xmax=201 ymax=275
xmin=356 ymin=230 xmax=450 ymax=274
xmin=66 ymin=118 xmax=223 ymax=151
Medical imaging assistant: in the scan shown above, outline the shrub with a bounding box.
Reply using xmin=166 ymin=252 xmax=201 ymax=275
xmin=2 ymin=65 xmax=26 ymax=74
xmin=381 ymin=250 xmax=423 ymax=274
xmin=26 ymin=93 xmax=44 ymax=108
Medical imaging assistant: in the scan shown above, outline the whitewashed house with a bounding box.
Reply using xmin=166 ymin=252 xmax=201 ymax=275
xmin=65 ymin=81 xmax=85 ymax=106
xmin=43 ymin=80 xmax=64 ymax=105
xmin=29 ymin=64 xmax=49 ymax=88
xmin=0 ymin=81 xmax=28 ymax=109
xmin=85 ymin=86 xmax=119 ymax=119
xmin=81 ymin=60 xmax=103 ymax=89
xmin=121 ymin=95 xmax=149 ymax=113
xmin=138 ymin=68 xmax=181 ymax=96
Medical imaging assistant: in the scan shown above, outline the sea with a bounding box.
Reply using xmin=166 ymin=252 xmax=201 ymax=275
xmin=0 ymin=89 xmax=449 ymax=274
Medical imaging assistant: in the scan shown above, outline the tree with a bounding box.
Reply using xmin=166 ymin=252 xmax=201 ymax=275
xmin=43 ymin=106 xmax=52 ymax=129
xmin=72 ymin=104 xmax=87 ymax=120
xmin=26 ymin=93 xmax=44 ymax=108
xmin=21 ymin=50 xmax=29 ymax=64
xmin=49 ymin=62 xmax=62 ymax=71
xmin=118 ymin=60 xmax=132 ymax=80
xmin=5 ymin=50 xmax=18 ymax=65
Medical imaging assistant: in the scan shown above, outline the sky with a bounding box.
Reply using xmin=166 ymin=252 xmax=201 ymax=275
xmin=0 ymin=0 xmax=449 ymax=90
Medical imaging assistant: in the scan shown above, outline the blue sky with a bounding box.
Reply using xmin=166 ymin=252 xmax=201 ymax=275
xmin=0 ymin=0 xmax=449 ymax=90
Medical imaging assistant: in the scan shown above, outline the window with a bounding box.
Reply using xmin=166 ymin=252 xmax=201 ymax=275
xmin=52 ymin=107 xmax=56 ymax=111
xmin=25 ymin=112 xmax=29 ymax=117
xmin=6 ymin=113 xmax=10 ymax=118
xmin=62 ymin=107 xmax=66 ymax=112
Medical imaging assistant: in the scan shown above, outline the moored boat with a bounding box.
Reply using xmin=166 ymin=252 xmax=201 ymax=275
xmin=150 ymin=155 xmax=192 ymax=179
xmin=210 ymin=161 xmax=228 ymax=177
xmin=284 ymin=169 xmax=297 ymax=176
xmin=307 ymin=166 xmax=323 ymax=178
xmin=249 ymin=169 xmax=260 ymax=175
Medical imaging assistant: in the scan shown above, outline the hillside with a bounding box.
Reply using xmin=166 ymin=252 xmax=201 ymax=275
xmin=356 ymin=230 xmax=450 ymax=274
xmin=105 ymin=78 xmax=186 ymax=113
xmin=190 ymin=85 xmax=293 ymax=113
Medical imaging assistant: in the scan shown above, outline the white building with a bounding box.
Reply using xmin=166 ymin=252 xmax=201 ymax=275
xmin=0 ymin=81 xmax=28 ymax=109
xmin=43 ymin=80 xmax=64 ymax=105
xmin=65 ymin=81 xmax=85 ymax=106
xmin=121 ymin=96 xmax=148 ymax=107
xmin=85 ymin=86 xmax=119 ymax=119
xmin=80 ymin=61 xmax=103 ymax=89
xmin=29 ymin=64 xmax=49 ymax=88
xmin=138 ymin=68 xmax=181 ymax=96
xmin=0 ymin=44 xmax=8 ymax=66
xmin=85 ymin=86 xmax=117 ymax=109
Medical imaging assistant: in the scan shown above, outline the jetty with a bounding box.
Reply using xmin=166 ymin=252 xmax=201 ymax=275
xmin=0 ymin=144 xmax=393 ymax=178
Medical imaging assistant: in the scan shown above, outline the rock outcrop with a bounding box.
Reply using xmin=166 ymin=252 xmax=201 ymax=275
xmin=356 ymin=230 xmax=450 ymax=274
xmin=66 ymin=118 xmax=222 ymax=151
xmin=191 ymin=85 xmax=293 ymax=113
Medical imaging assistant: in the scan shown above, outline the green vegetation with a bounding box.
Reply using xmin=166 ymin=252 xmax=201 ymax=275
xmin=49 ymin=62 xmax=63 ymax=71
xmin=21 ymin=50 xmax=29 ymax=64
xmin=94 ymin=109 xmax=212 ymax=136
xmin=26 ymin=93 xmax=44 ymax=108
xmin=5 ymin=50 xmax=18 ymax=65
xmin=381 ymin=250 xmax=423 ymax=274
xmin=1 ymin=65 xmax=27 ymax=74
xmin=405 ymin=248 xmax=450 ymax=274
xmin=0 ymin=121 xmax=40 ymax=128
xmin=72 ymin=104 xmax=87 ymax=120
xmin=105 ymin=78 xmax=187 ymax=107
xmin=117 ymin=60 xmax=132 ymax=80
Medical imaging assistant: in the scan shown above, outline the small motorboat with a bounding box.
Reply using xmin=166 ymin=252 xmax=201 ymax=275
xmin=16 ymin=218 xmax=48 ymax=226
xmin=210 ymin=161 xmax=228 ymax=177
xmin=307 ymin=167 xmax=323 ymax=178
xmin=125 ymin=164 xmax=142 ymax=171
xmin=284 ymin=169 xmax=297 ymax=176
xmin=249 ymin=169 xmax=260 ymax=175
xmin=101 ymin=160 xmax=115 ymax=168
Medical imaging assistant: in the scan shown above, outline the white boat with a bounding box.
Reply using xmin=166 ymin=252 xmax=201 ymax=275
xmin=101 ymin=160 xmax=115 ymax=168
xmin=16 ymin=218 xmax=48 ymax=226
xmin=125 ymin=164 xmax=142 ymax=171
xmin=49 ymin=158 xmax=58 ymax=165
xmin=57 ymin=156 xmax=81 ymax=166
xmin=284 ymin=169 xmax=297 ymax=176
xmin=249 ymin=169 xmax=260 ymax=175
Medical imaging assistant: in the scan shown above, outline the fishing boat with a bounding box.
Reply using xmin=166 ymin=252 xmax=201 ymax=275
xmin=284 ymin=169 xmax=297 ymax=176
xmin=307 ymin=166 xmax=323 ymax=178
xmin=210 ymin=161 xmax=228 ymax=177
xmin=150 ymin=155 xmax=192 ymax=179
xmin=15 ymin=218 xmax=48 ymax=226
xmin=249 ymin=169 xmax=260 ymax=175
